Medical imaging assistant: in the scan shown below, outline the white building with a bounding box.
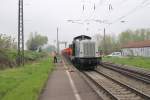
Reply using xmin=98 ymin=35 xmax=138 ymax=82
xmin=121 ymin=40 xmax=150 ymax=57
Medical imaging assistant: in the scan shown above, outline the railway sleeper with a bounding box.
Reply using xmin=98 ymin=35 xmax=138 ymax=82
xmin=109 ymin=90 xmax=131 ymax=94
xmin=116 ymin=96 xmax=142 ymax=100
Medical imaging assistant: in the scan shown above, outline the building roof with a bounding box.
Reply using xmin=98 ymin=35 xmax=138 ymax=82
xmin=122 ymin=40 xmax=150 ymax=48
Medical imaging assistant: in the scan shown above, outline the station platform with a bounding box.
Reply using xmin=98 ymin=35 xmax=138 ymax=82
xmin=39 ymin=58 xmax=100 ymax=100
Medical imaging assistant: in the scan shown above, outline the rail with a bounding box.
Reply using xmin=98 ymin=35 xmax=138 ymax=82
xmin=100 ymin=62 xmax=150 ymax=84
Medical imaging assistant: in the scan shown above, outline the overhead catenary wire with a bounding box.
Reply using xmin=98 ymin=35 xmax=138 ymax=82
xmin=67 ymin=0 xmax=150 ymax=35
xmin=89 ymin=0 xmax=150 ymax=24
xmin=110 ymin=0 xmax=150 ymax=24
xmin=68 ymin=0 xmax=108 ymax=24
xmin=85 ymin=0 xmax=106 ymax=20
xmin=89 ymin=0 xmax=150 ymax=35
xmin=74 ymin=0 xmax=112 ymax=34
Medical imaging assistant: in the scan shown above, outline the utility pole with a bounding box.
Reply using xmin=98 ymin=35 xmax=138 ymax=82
xmin=104 ymin=28 xmax=106 ymax=42
xmin=103 ymin=28 xmax=106 ymax=55
xmin=57 ymin=27 xmax=59 ymax=54
xmin=59 ymin=41 xmax=67 ymax=48
xmin=18 ymin=0 xmax=24 ymax=66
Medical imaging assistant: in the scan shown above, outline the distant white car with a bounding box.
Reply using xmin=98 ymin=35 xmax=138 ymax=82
xmin=107 ymin=52 xmax=121 ymax=57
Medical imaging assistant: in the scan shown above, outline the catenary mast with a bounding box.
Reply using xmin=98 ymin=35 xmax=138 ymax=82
xmin=18 ymin=0 xmax=24 ymax=66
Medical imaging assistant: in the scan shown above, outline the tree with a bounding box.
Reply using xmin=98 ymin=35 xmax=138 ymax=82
xmin=118 ymin=29 xmax=133 ymax=45
xmin=118 ymin=28 xmax=150 ymax=46
xmin=26 ymin=33 xmax=48 ymax=51
xmin=145 ymin=29 xmax=150 ymax=40
xmin=0 ymin=34 xmax=17 ymax=49
xmin=94 ymin=28 xmax=150 ymax=55
xmin=43 ymin=45 xmax=56 ymax=53
xmin=94 ymin=34 xmax=120 ymax=55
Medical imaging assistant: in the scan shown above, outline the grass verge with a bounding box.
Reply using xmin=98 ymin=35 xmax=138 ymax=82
xmin=0 ymin=57 xmax=54 ymax=100
xmin=103 ymin=56 xmax=150 ymax=70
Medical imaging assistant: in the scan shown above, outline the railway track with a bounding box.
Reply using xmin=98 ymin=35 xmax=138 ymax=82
xmin=83 ymin=70 xmax=150 ymax=100
xmin=101 ymin=62 xmax=150 ymax=84
xmin=63 ymin=56 xmax=150 ymax=100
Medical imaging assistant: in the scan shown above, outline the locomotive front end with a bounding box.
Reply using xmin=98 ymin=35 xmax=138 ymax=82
xmin=72 ymin=35 xmax=101 ymax=70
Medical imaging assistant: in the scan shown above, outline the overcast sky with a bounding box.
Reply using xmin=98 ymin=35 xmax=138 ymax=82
xmin=0 ymin=0 xmax=150 ymax=47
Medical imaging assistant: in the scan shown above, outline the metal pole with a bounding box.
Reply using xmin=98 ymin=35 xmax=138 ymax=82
xmin=22 ymin=0 xmax=24 ymax=65
xmin=65 ymin=42 xmax=67 ymax=48
xmin=104 ymin=28 xmax=106 ymax=55
xmin=104 ymin=28 xmax=106 ymax=41
xmin=57 ymin=27 xmax=59 ymax=54
xmin=18 ymin=0 xmax=24 ymax=66
xmin=18 ymin=0 xmax=21 ymax=66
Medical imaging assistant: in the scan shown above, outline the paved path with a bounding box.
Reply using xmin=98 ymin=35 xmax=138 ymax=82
xmin=39 ymin=61 xmax=100 ymax=100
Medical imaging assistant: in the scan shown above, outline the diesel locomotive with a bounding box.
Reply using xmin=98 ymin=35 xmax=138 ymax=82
xmin=62 ymin=35 xmax=101 ymax=70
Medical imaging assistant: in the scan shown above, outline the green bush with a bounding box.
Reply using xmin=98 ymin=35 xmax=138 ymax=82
xmin=24 ymin=51 xmax=48 ymax=61
xmin=0 ymin=49 xmax=17 ymax=69
xmin=0 ymin=49 xmax=48 ymax=69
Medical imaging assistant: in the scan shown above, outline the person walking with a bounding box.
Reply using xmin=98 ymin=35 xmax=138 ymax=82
xmin=52 ymin=51 xmax=57 ymax=63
